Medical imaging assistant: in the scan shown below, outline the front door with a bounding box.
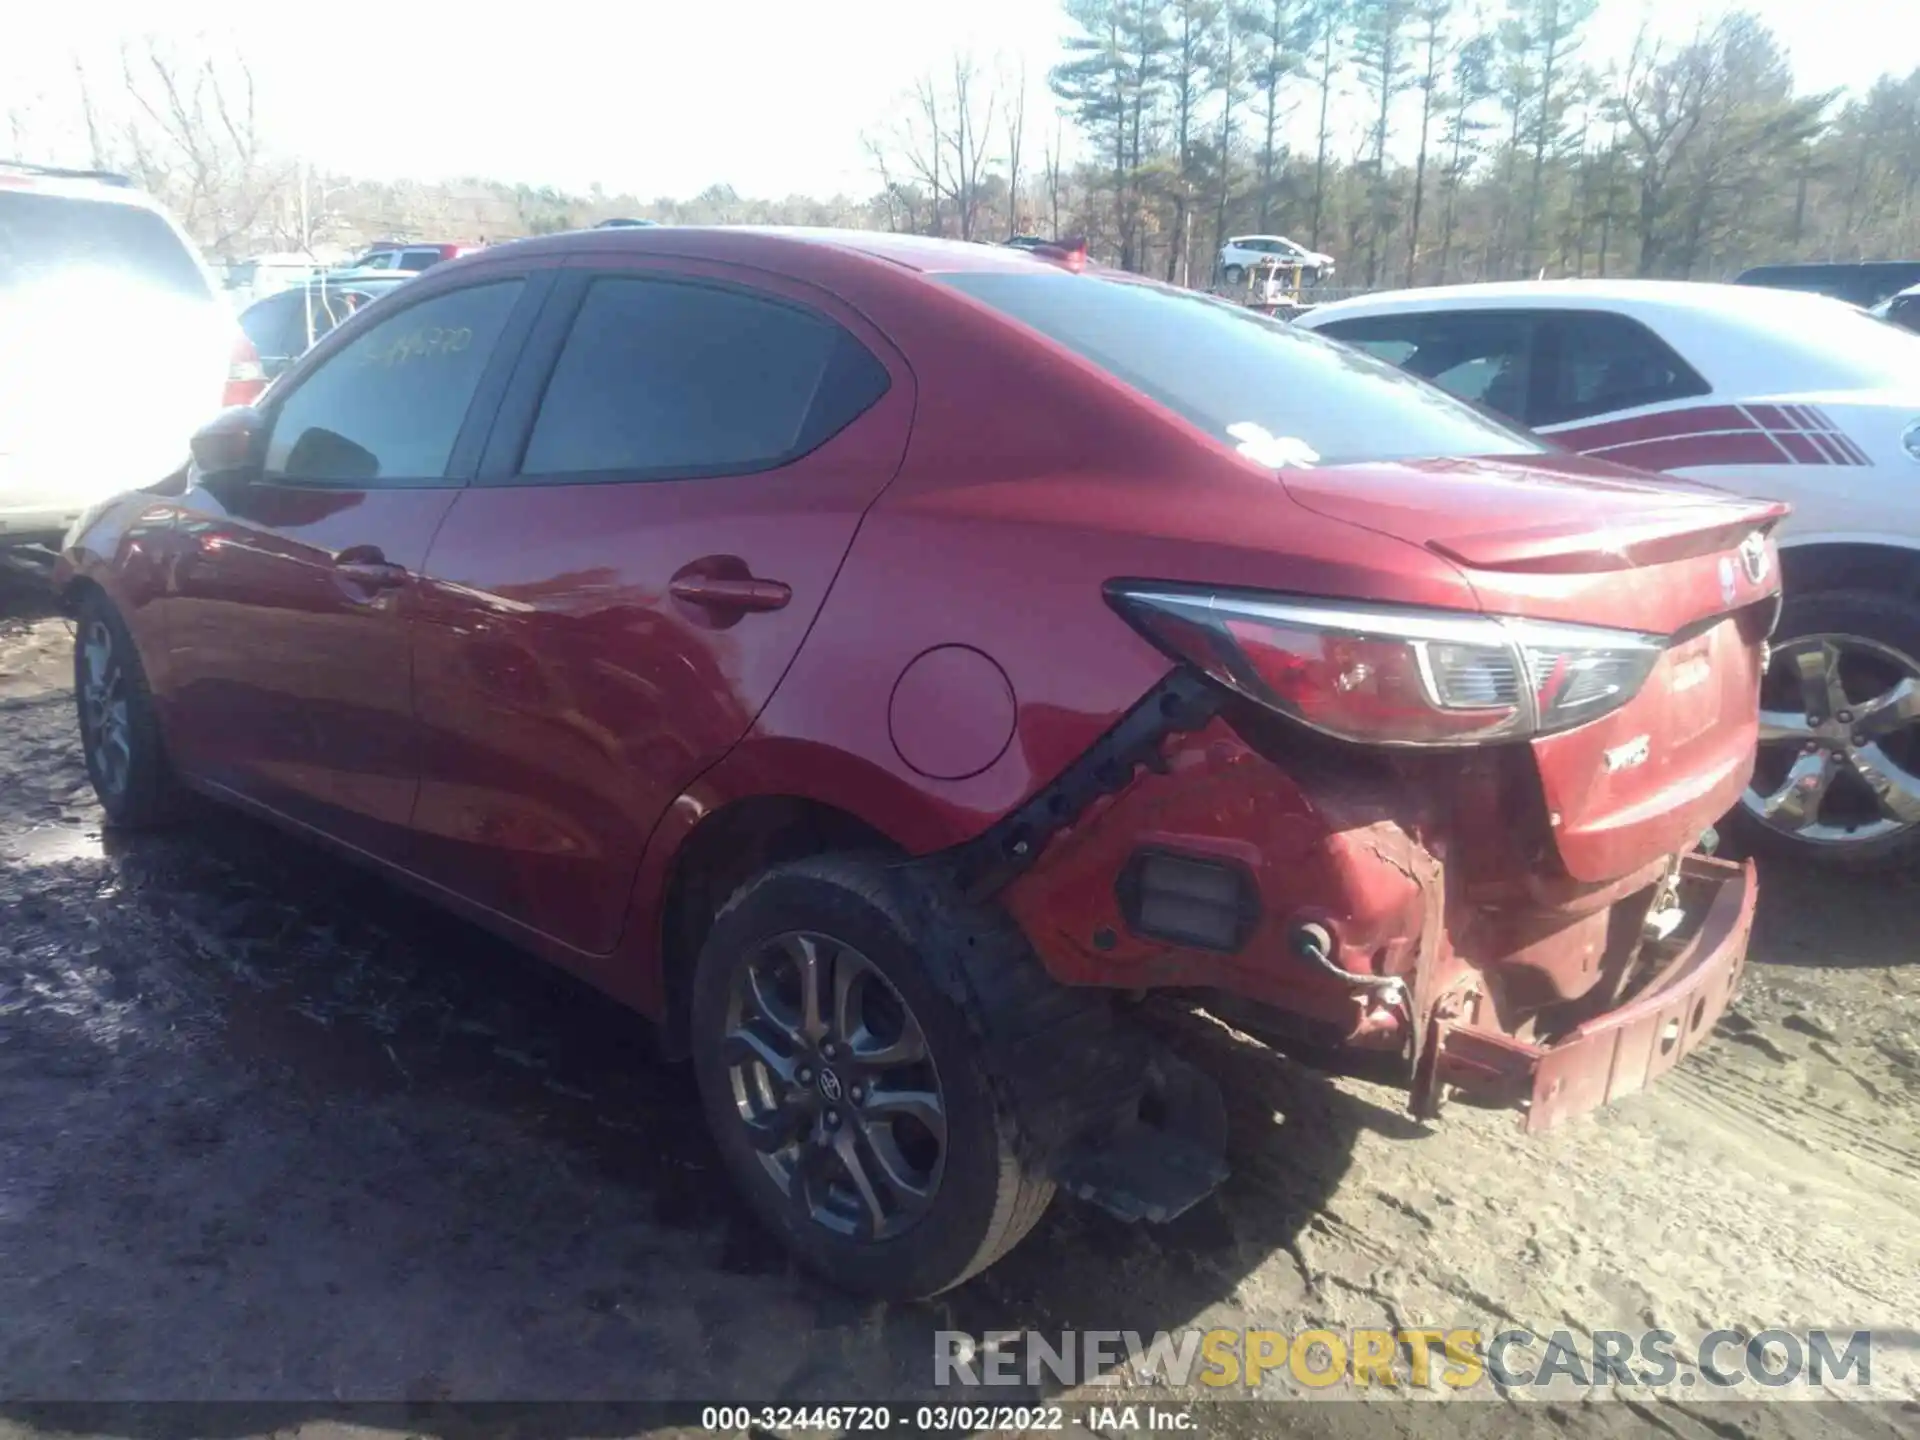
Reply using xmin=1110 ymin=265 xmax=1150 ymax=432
xmin=162 ymin=274 xmax=536 ymax=861
xmin=405 ymin=262 xmax=913 ymax=954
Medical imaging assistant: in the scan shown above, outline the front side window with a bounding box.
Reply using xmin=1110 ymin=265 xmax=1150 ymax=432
xmin=262 ymin=279 xmax=523 ymax=484
xmin=517 ymin=276 xmax=889 ymax=479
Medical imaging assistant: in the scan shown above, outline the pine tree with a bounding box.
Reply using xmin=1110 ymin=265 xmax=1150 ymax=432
xmin=1351 ymin=0 xmax=1415 ymax=284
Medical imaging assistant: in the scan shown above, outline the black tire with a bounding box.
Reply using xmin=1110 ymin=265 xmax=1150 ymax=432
xmin=72 ymin=590 xmax=182 ymax=828
xmin=1726 ymin=588 xmax=1920 ymax=870
xmin=689 ymin=855 xmax=1055 ymax=1297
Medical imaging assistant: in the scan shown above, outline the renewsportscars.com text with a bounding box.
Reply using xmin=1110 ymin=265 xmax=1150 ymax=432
xmin=935 ymin=1327 xmax=1873 ymax=1393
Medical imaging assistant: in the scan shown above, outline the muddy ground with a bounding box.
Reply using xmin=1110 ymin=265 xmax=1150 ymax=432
xmin=1 ymin=570 xmax=1917 ymax=1440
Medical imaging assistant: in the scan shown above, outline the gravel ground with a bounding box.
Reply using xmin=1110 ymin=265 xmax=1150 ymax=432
xmin=1 ymin=570 xmax=1917 ymax=1439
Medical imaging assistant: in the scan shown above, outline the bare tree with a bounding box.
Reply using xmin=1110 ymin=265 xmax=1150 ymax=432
xmin=76 ymin=38 xmax=293 ymax=255
xmin=1044 ymin=113 xmax=1067 ymax=238
xmin=944 ymin=55 xmax=998 ymax=242
xmin=1003 ymin=58 xmax=1028 ymax=236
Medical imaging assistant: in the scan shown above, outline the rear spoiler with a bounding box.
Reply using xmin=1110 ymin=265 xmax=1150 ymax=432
xmin=1428 ymin=499 xmax=1790 ymax=575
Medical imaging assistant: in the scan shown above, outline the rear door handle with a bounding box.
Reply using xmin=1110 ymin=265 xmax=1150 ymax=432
xmin=668 ymin=575 xmax=792 ymax=612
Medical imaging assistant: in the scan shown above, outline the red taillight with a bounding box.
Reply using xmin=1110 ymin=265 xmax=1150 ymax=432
xmin=1035 ymin=235 xmax=1089 ymax=272
xmin=1108 ymin=584 xmax=1666 ymax=748
xmin=224 ymin=330 xmax=267 ymax=407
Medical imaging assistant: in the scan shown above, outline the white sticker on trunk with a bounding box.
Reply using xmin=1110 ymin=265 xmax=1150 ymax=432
xmin=1226 ymin=422 xmax=1319 ymax=469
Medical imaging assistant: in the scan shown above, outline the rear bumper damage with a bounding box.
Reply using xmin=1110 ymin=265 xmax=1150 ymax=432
xmin=1421 ymin=854 xmax=1753 ymax=1129
xmin=980 ymin=675 xmax=1756 ymax=1136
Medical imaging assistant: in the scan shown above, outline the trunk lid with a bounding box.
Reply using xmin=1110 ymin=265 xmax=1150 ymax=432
xmin=1285 ymin=453 xmax=1785 ymax=883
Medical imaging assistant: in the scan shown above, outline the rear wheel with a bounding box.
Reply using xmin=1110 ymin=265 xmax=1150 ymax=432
xmin=72 ymin=592 xmax=181 ymax=828
xmin=1730 ymin=590 xmax=1920 ymax=868
xmin=689 ymin=856 xmax=1053 ymax=1297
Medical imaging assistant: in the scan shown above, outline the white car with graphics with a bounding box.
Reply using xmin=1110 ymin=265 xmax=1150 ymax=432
xmin=1217 ymin=235 xmax=1336 ymax=286
xmin=1298 ymin=280 xmax=1920 ymax=867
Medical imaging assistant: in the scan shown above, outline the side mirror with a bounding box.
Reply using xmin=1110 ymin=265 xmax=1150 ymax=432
xmin=190 ymin=407 xmax=264 ymax=480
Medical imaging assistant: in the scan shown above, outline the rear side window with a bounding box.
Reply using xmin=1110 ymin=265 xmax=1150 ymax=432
xmin=0 ymin=190 xmax=209 ymax=300
xmin=1314 ymin=310 xmax=1537 ymax=422
xmin=399 ymin=249 xmax=443 ymax=272
xmin=240 ymin=292 xmax=307 ymax=362
xmin=518 ymin=276 xmax=890 ymax=479
xmin=263 ymin=279 xmax=523 ymax=484
xmin=944 ymin=273 xmax=1544 ymax=467
xmin=1533 ymin=311 xmax=1709 ymax=425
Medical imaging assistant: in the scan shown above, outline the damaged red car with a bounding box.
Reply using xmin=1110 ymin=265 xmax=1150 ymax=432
xmin=57 ymin=228 xmax=1783 ymax=1299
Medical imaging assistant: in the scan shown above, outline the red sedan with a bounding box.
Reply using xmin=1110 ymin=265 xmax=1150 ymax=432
xmin=59 ymin=228 xmax=1781 ymax=1297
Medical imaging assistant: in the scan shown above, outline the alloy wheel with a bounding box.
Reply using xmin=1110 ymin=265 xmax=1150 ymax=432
xmin=1741 ymin=632 xmax=1920 ymax=845
xmin=79 ymin=619 xmax=133 ymax=800
xmin=722 ymin=931 xmax=947 ymax=1242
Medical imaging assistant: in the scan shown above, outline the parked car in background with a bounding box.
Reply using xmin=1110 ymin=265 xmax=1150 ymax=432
xmin=238 ymin=270 xmax=413 ymax=379
xmin=0 ymin=162 xmax=256 ymax=553
xmin=1218 ymin=234 xmax=1336 ymax=285
xmin=1872 ymin=282 xmax=1920 ymax=334
xmin=61 ymin=228 xmax=1775 ymax=1297
xmin=593 ymin=218 xmax=659 ymax=228
xmin=345 ymin=241 xmax=480 ymax=272
xmin=1734 ymin=260 xmax=1920 ymax=310
xmin=221 ymin=251 xmax=352 ymax=307
xmin=1298 ymin=279 xmax=1920 ymax=867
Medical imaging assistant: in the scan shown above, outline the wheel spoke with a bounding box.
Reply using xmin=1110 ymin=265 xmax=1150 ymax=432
xmin=862 ymin=1085 xmax=946 ymax=1146
xmin=831 ymin=1126 xmax=889 ymax=1238
xmin=830 ymin=943 xmax=863 ymax=1046
xmin=722 ymin=1019 xmax=800 ymax=1087
xmin=740 ymin=1096 xmax=811 ymax=1155
xmin=857 ymin=1116 xmax=937 ymax=1209
xmin=1851 ymin=677 xmax=1920 ymax=742
xmin=1757 ymin=709 xmax=1815 ymax=744
xmin=853 ymin=1011 xmax=929 ymax=1069
xmin=1759 ymin=751 xmax=1837 ymax=832
xmin=782 ymin=933 xmax=829 ymax=1045
xmin=1794 ymin=642 xmax=1848 ymax=721
xmin=743 ymin=960 xmax=804 ymax=1047
xmin=1847 ymin=744 xmax=1920 ymax=825
xmin=787 ymin=1140 xmax=834 ymax=1220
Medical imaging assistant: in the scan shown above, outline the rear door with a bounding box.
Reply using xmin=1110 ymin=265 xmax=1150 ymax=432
xmin=405 ymin=259 xmax=914 ymax=954
xmin=162 ymin=268 xmax=547 ymax=861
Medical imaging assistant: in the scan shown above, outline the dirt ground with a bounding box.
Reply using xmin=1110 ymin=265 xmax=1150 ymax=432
xmin=2 ymin=569 xmax=1917 ymax=1440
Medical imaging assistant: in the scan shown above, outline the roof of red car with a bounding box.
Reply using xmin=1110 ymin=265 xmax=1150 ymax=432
xmin=469 ymin=226 xmax=1055 ymax=275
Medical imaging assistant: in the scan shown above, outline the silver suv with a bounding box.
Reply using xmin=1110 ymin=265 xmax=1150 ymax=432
xmin=0 ymin=164 xmax=235 ymax=550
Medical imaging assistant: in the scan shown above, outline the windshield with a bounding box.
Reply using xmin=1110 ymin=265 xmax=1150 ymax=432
xmin=941 ymin=271 xmax=1547 ymax=468
xmin=0 ymin=189 xmax=210 ymax=300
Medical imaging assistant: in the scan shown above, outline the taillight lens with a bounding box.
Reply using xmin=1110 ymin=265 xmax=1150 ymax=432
xmin=1110 ymin=585 xmax=1664 ymax=747
xmin=224 ymin=331 xmax=267 ymax=407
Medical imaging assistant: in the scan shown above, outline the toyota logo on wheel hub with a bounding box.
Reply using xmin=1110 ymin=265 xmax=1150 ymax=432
xmin=817 ymin=1068 xmax=844 ymax=1102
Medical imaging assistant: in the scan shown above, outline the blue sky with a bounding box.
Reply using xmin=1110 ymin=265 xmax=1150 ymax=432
xmin=7 ymin=0 xmax=1911 ymax=199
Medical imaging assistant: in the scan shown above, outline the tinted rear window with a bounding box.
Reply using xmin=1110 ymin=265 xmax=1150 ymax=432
xmin=519 ymin=276 xmax=889 ymax=479
xmin=0 ymin=190 xmax=209 ymax=299
xmin=941 ymin=272 xmax=1544 ymax=467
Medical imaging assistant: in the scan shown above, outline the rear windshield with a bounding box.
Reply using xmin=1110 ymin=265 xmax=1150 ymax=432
xmin=0 ymin=190 xmax=210 ymax=300
xmin=941 ymin=271 xmax=1545 ymax=467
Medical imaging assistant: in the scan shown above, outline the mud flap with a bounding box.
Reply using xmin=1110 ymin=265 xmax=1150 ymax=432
xmin=1050 ymin=1049 xmax=1230 ymax=1224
